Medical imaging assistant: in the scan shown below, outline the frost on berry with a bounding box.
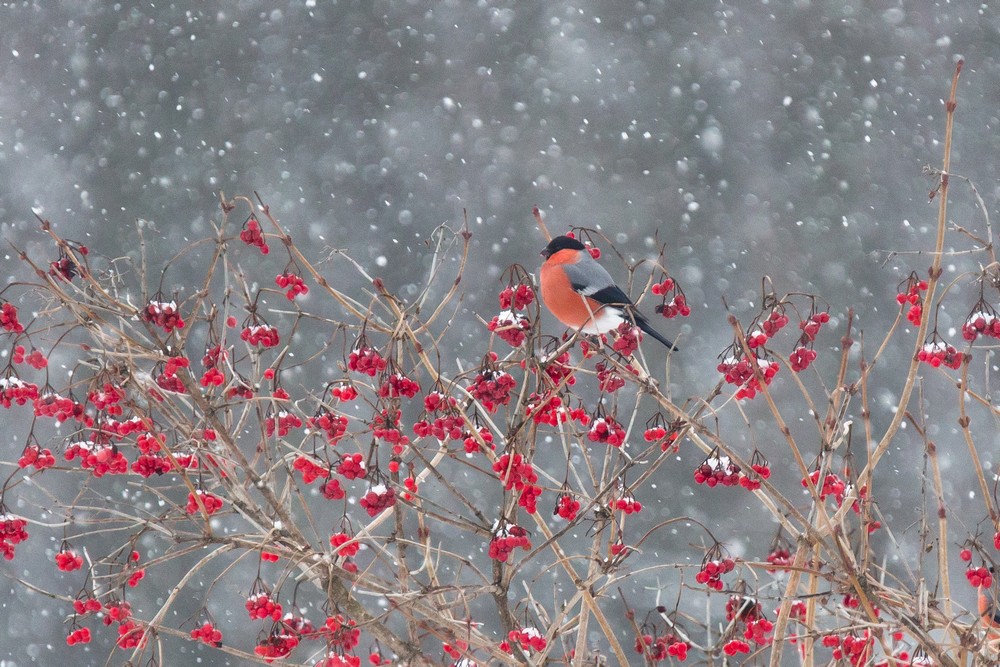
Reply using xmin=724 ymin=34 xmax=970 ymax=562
xmin=487 ymin=309 xmax=532 ymax=347
xmin=587 ymin=413 xmax=626 ymax=447
xmin=275 ymin=270 xmax=309 ymax=299
xmin=506 ymin=626 xmax=547 ymax=653
xmin=693 ymin=448 xmax=741 ymax=488
xmin=916 ymin=335 xmax=963 ymax=370
xmin=717 ymin=346 xmax=779 ymax=400
xmin=359 ymin=482 xmax=396 ymax=517
xmin=348 ymin=340 xmax=388 ymax=376
xmin=467 ymin=356 xmax=516 ymax=413
xmin=961 ymin=294 xmax=1000 ymax=342
xmin=191 ymin=621 xmax=224 ymax=647
xmin=140 ymin=297 xmax=185 ymax=333
xmin=488 ymin=519 xmax=531 ymax=562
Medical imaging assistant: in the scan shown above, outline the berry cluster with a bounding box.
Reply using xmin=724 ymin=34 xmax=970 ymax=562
xmin=49 ymin=251 xmax=82 ymax=281
xmin=65 ymin=442 xmax=129 ymax=477
xmin=359 ymin=483 xmax=396 ymax=517
xmin=89 ymin=383 xmax=124 ymax=413
xmin=422 ymin=390 xmax=457 ymax=413
xmin=0 ymin=376 xmax=40 ymax=407
xmin=154 ymin=356 xmax=190 ymax=394
xmin=131 ymin=453 xmax=172 ymax=478
xmin=412 ymin=414 xmax=462 ymax=441
xmin=442 ymin=639 xmax=468 ymax=661
xmin=612 ymin=322 xmax=642 ymax=356
xmin=748 ymin=307 xmax=790 ymax=347
xmin=541 ymin=350 xmax=576 ymax=387
xmin=765 ymin=547 xmax=792 ymax=572
xmin=66 ymin=627 xmax=92 ymax=645
xmin=116 ymin=619 xmax=147 ymax=649
xmin=34 ymin=392 xmax=85 ymax=422
xmin=191 ymin=621 xmax=223 ymax=647
xmin=897 ymin=273 xmax=928 ymax=325
xmin=827 ymin=631 xmax=873 ymax=666
xmin=308 ymin=411 xmax=349 ymax=445
xmin=962 ymin=300 xmax=1000 ymax=341
xmin=789 ymin=345 xmax=818 ymax=372
xmin=17 ymin=444 xmax=56 ymax=470
xmin=246 ymin=592 xmax=284 ymax=621
xmin=12 ymin=346 xmax=47 ymax=369
xmin=492 ymin=452 xmax=540 ymax=514
xmin=488 ymin=520 xmax=531 ymax=562
xmin=186 ymin=490 xmax=224 ymax=515
xmin=462 ymin=426 xmax=494 ymax=455
xmin=336 ymin=453 xmax=366 ymax=480
xmin=966 ymin=566 xmax=993 ymax=587
xmin=739 ymin=452 xmax=772 ymax=491
xmin=372 ymin=408 xmax=410 ymax=453
xmin=72 ymin=597 xmax=102 ymax=616
xmin=653 ymin=278 xmax=691 ymax=319
xmin=0 ymin=302 xmax=24 ymax=333
xmin=266 ymin=410 xmax=303 ymax=437
xmin=241 ymin=323 xmax=281 ymax=348
xmin=744 ymin=617 xmax=774 ymax=645
xmin=320 ymin=613 xmax=361 ymax=650
xmin=498 ymin=284 xmax=535 ymax=310
xmin=330 ymin=383 xmax=358 ymax=401
xmin=321 ymin=478 xmax=346 ymax=500
xmin=254 ymin=632 xmax=299 ymax=661
xmin=487 ymin=310 xmax=531 ymax=347
xmin=275 ymin=271 xmax=308 ymax=299
xmin=587 ymin=415 xmax=626 ymax=447
xmin=141 ymin=299 xmax=185 ymax=333
xmin=554 ymin=492 xmax=580 ymax=521
xmin=330 ymin=531 xmax=360 ymax=557
xmin=802 ymin=470 xmax=848 ymax=503
xmin=348 ymin=345 xmax=388 ymax=376
xmin=717 ymin=353 xmax=779 ymax=400
xmin=293 ymin=455 xmax=330 ymax=484
xmin=200 ymin=367 xmax=225 ymax=387
xmin=525 ymin=392 xmax=586 ymax=426
xmin=694 ymin=453 xmax=741 ymax=487
xmin=240 ymin=217 xmax=269 ymax=254
xmin=314 ymin=653 xmax=361 ymax=667
xmin=55 ymin=548 xmax=84 ymax=571
xmin=615 ymin=491 xmax=642 ymax=515
xmin=634 ymin=633 xmax=689 ymax=661
xmin=201 ymin=344 xmax=226 ymax=369
xmin=505 ymin=626 xmax=547 ymax=653
xmin=468 ymin=369 xmax=517 ymax=412
xmin=378 ymin=373 xmax=421 ymax=399
xmin=723 ymin=639 xmax=750 ymax=656
xmin=596 ymin=361 xmax=626 ymax=393
xmin=799 ymin=310 xmax=830 ymax=341
xmin=694 ymin=557 xmax=735 ymax=590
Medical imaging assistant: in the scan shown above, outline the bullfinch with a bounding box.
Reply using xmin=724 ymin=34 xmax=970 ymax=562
xmin=978 ymin=585 xmax=1000 ymax=641
xmin=539 ymin=235 xmax=677 ymax=350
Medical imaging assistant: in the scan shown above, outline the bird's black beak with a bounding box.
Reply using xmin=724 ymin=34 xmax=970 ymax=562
xmin=540 ymin=248 xmax=551 ymax=259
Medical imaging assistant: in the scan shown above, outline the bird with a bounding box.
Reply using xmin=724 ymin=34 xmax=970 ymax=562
xmin=979 ymin=586 xmax=1000 ymax=637
xmin=539 ymin=235 xmax=677 ymax=350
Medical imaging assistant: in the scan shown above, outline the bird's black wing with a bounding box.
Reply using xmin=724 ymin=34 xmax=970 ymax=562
xmin=583 ymin=284 xmax=634 ymax=306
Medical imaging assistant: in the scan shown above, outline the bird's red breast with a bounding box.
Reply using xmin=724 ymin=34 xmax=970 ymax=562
xmin=540 ymin=249 xmax=607 ymax=331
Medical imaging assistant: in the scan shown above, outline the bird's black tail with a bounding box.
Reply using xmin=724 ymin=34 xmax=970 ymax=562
xmin=634 ymin=313 xmax=678 ymax=351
